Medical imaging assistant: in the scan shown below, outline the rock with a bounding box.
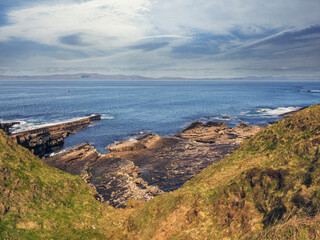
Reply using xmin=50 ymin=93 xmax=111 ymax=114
xmin=40 ymin=117 xmax=263 ymax=208
xmin=10 ymin=115 xmax=101 ymax=157
xmin=89 ymin=157 xmax=163 ymax=208
xmin=107 ymin=134 xmax=162 ymax=152
xmin=108 ymin=141 xmax=146 ymax=152
xmin=45 ymin=143 xmax=100 ymax=176
xmin=45 ymin=141 xmax=163 ymax=208
xmin=182 ymin=122 xmax=203 ymax=132
xmin=0 ymin=122 xmax=20 ymax=134
xmin=237 ymin=121 xmax=249 ymax=128
xmin=105 ymin=122 xmax=263 ymax=193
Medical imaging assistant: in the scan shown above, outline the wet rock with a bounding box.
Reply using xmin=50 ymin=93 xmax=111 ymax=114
xmin=89 ymin=157 xmax=163 ymax=208
xmin=42 ymin=119 xmax=262 ymax=208
xmin=0 ymin=122 xmax=20 ymax=134
xmin=107 ymin=134 xmax=162 ymax=152
xmin=107 ymin=122 xmax=263 ymax=192
xmin=45 ymin=142 xmax=163 ymax=208
xmin=45 ymin=143 xmax=100 ymax=176
xmin=10 ymin=115 xmax=101 ymax=157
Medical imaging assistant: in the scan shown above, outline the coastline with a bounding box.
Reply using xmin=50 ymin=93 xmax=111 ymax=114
xmin=0 ymin=106 xmax=305 ymax=208
xmin=45 ymin=118 xmax=263 ymax=207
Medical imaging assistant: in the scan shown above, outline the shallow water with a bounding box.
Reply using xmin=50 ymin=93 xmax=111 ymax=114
xmin=1 ymin=80 xmax=320 ymax=153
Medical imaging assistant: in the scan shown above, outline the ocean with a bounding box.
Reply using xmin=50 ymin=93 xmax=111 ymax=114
xmin=1 ymin=80 xmax=320 ymax=154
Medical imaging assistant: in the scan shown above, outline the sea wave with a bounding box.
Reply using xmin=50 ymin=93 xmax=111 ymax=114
xmin=304 ymin=90 xmax=320 ymax=93
xmin=256 ymin=106 xmax=302 ymax=116
xmin=47 ymin=148 xmax=68 ymax=157
xmin=106 ymin=130 xmax=151 ymax=149
xmin=239 ymin=111 xmax=250 ymax=115
xmin=128 ymin=130 xmax=151 ymax=140
xmin=12 ymin=121 xmax=69 ymax=133
xmin=11 ymin=115 xmax=112 ymax=133
xmin=101 ymin=114 xmax=115 ymax=120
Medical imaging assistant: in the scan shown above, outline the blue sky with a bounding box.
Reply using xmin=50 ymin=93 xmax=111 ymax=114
xmin=0 ymin=0 xmax=320 ymax=78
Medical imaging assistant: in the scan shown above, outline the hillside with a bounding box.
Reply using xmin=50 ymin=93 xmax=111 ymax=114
xmin=1 ymin=104 xmax=320 ymax=239
xmin=0 ymin=130 xmax=130 ymax=239
xmin=124 ymin=104 xmax=320 ymax=239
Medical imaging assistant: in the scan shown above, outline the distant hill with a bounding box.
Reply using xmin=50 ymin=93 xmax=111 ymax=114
xmin=1 ymin=104 xmax=320 ymax=239
xmin=0 ymin=73 xmax=319 ymax=81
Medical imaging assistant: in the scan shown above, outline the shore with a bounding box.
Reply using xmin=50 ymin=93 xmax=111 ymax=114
xmin=0 ymin=107 xmax=304 ymax=208
xmin=45 ymin=120 xmax=262 ymax=207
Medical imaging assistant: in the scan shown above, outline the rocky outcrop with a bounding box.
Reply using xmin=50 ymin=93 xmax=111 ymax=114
xmin=90 ymin=157 xmax=163 ymax=208
xmin=107 ymin=134 xmax=163 ymax=152
xmin=31 ymin=118 xmax=262 ymax=208
xmin=106 ymin=121 xmax=263 ymax=192
xmin=176 ymin=121 xmax=262 ymax=144
xmin=10 ymin=115 xmax=101 ymax=157
xmin=46 ymin=143 xmax=163 ymax=208
xmin=0 ymin=122 xmax=20 ymax=134
xmin=45 ymin=143 xmax=101 ymax=175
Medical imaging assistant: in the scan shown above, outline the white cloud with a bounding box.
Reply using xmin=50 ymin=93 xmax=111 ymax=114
xmin=3 ymin=0 xmax=320 ymax=48
xmin=148 ymin=0 xmax=320 ymax=36
xmin=0 ymin=0 xmax=320 ymax=77
xmin=0 ymin=0 xmax=151 ymax=50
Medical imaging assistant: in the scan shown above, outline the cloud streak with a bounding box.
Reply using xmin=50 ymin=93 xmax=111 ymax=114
xmin=0 ymin=0 xmax=320 ymax=78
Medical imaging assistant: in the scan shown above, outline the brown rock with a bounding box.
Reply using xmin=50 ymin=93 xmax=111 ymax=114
xmin=45 ymin=143 xmax=100 ymax=176
xmin=10 ymin=115 xmax=101 ymax=157
xmin=0 ymin=122 xmax=20 ymax=134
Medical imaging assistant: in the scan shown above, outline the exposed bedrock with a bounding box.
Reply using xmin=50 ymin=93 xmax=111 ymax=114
xmin=10 ymin=115 xmax=101 ymax=157
xmin=106 ymin=123 xmax=263 ymax=192
xmin=9 ymin=117 xmax=262 ymax=208
xmin=45 ymin=143 xmax=101 ymax=175
xmin=0 ymin=122 xmax=20 ymax=134
xmin=46 ymin=143 xmax=163 ymax=208
xmin=89 ymin=156 xmax=163 ymax=208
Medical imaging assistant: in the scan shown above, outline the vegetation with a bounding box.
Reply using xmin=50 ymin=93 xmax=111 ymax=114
xmin=1 ymin=104 xmax=320 ymax=239
xmin=0 ymin=130 xmax=130 ymax=239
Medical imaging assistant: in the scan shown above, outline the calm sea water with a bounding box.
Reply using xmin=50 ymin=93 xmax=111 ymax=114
xmin=1 ymin=80 xmax=320 ymax=153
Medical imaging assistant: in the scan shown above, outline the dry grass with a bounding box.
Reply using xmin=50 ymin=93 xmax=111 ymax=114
xmin=1 ymin=104 xmax=320 ymax=239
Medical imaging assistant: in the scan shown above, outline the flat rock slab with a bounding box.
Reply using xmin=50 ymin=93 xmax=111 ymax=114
xmin=45 ymin=121 xmax=263 ymax=208
xmin=10 ymin=115 xmax=101 ymax=157
xmin=45 ymin=143 xmax=101 ymax=175
xmin=46 ymin=143 xmax=163 ymax=208
xmin=106 ymin=123 xmax=263 ymax=191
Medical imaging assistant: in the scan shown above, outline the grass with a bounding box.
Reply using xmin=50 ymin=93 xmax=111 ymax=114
xmin=1 ymin=104 xmax=320 ymax=239
xmin=0 ymin=130 xmax=132 ymax=239
xmin=123 ymin=104 xmax=320 ymax=239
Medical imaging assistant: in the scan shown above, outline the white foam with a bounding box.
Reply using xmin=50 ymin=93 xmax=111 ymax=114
xmin=240 ymin=111 xmax=250 ymax=115
xmin=212 ymin=117 xmax=229 ymax=121
xmin=11 ymin=115 xmax=101 ymax=133
xmin=106 ymin=130 xmax=151 ymax=149
xmin=101 ymin=114 xmax=115 ymax=120
xmin=309 ymin=90 xmax=320 ymax=93
xmin=256 ymin=106 xmax=302 ymax=117
xmin=12 ymin=122 xmax=60 ymax=133
xmin=48 ymin=148 xmax=68 ymax=157
xmin=127 ymin=137 xmax=138 ymax=142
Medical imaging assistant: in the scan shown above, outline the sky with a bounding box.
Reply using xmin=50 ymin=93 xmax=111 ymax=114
xmin=0 ymin=0 xmax=320 ymax=78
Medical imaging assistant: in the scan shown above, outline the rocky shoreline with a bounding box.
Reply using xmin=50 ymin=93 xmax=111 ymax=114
xmin=47 ymin=119 xmax=262 ymax=207
xmin=6 ymin=115 xmax=101 ymax=157
xmin=0 ymin=109 xmax=302 ymax=208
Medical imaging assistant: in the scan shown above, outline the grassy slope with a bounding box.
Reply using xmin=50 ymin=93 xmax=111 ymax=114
xmin=125 ymin=104 xmax=320 ymax=239
xmin=1 ymin=104 xmax=320 ymax=239
xmin=0 ymin=130 xmax=131 ymax=240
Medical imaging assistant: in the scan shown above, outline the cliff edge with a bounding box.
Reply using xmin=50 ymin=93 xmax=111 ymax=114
xmin=1 ymin=104 xmax=320 ymax=239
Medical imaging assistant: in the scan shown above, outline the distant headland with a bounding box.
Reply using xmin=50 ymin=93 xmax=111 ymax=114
xmin=0 ymin=73 xmax=320 ymax=81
